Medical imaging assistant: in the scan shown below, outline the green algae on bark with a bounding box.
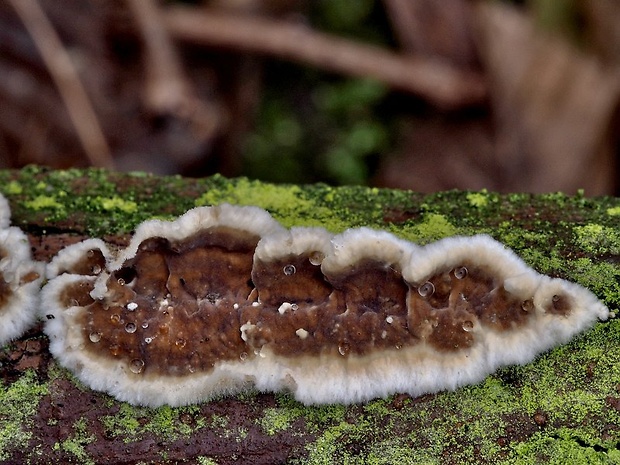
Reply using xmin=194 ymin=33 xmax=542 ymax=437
xmin=0 ymin=166 xmax=619 ymax=464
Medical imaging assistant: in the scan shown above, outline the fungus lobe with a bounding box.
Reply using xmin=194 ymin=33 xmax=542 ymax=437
xmin=42 ymin=204 xmax=609 ymax=406
xmin=0 ymin=194 xmax=45 ymax=346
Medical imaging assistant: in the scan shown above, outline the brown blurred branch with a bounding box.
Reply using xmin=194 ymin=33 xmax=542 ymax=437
xmin=126 ymin=0 xmax=220 ymax=142
xmin=163 ymin=5 xmax=487 ymax=109
xmin=383 ymin=0 xmax=477 ymax=68
xmin=9 ymin=0 xmax=114 ymax=169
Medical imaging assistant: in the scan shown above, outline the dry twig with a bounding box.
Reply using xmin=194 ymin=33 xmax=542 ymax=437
xmin=126 ymin=0 xmax=220 ymax=144
xmin=163 ymin=5 xmax=487 ymax=109
xmin=9 ymin=0 xmax=114 ymax=169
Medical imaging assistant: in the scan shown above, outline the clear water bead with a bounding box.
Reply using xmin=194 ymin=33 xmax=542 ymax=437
xmin=454 ymin=266 xmax=468 ymax=279
xmin=522 ymin=300 xmax=534 ymax=312
xmin=125 ymin=322 xmax=137 ymax=333
xmin=309 ymin=251 xmax=324 ymax=266
xmin=283 ymin=264 xmax=296 ymax=275
xmin=418 ymin=281 xmax=435 ymax=298
xmin=129 ymin=359 xmax=145 ymax=374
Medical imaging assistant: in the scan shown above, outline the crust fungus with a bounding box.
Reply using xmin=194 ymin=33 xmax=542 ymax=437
xmin=0 ymin=194 xmax=45 ymax=346
xmin=42 ymin=203 xmax=610 ymax=407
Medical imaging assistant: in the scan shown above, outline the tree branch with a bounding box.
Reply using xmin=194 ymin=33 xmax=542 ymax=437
xmin=9 ymin=0 xmax=115 ymax=169
xmin=162 ymin=5 xmax=487 ymax=109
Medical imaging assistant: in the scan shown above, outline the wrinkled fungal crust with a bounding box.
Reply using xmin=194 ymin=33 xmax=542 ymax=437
xmin=0 ymin=194 xmax=45 ymax=346
xmin=41 ymin=204 xmax=610 ymax=407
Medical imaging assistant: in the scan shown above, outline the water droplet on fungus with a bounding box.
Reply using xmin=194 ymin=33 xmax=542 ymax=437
xmin=144 ymin=337 xmax=153 ymax=344
xmin=89 ymin=332 xmax=101 ymax=343
xmin=462 ymin=320 xmax=474 ymax=332
xmin=338 ymin=343 xmax=350 ymax=356
xmin=239 ymin=352 xmax=248 ymax=361
xmin=125 ymin=322 xmax=137 ymax=333
xmin=454 ymin=266 xmax=468 ymax=279
xmin=126 ymin=302 xmax=138 ymax=311
xmin=117 ymin=278 xmax=125 ymax=286
xmin=129 ymin=359 xmax=145 ymax=374
xmin=110 ymin=314 xmax=121 ymax=324
xmin=283 ymin=264 xmax=296 ymax=275
xmin=141 ymin=322 xmax=149 ymax=329
xmin=309 ymin=251 xmax=325 ymax=265
xmin=522 ymin=299 xmax=534 ymax=312
xmin=92 ymin=265 xmax=102 ymax=274
xmin=175 ymin=338 xmax=187 ymax=348
xmin=418 ymin=281 xmax=435 ymax=298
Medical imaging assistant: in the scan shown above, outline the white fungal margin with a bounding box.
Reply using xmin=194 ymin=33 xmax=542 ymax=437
xmin=0 ymin=194 xmax=45 ymax=346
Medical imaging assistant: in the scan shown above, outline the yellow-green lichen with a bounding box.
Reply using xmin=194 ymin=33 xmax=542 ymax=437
xmin=99 ymin=196 xmax=138 ymax=214
xmin=573 ymin=223 xmax=620 ymax=255
xmin=23 ymin=195 xmax=65 ymax=211
xmin=396 ymin=213 xmax=459 ymax=243
xmin=194 ymin=178 xmax=343 ymax=229
xmin=467 ymin=190 xmax=490 ymax=208
xmin=4 ymin=180 xmax=22 ymax=195
xmin=606 ymin=206 xmax=620 ymax=216
xmin=0 ymin=370 xmax=48 ymax=461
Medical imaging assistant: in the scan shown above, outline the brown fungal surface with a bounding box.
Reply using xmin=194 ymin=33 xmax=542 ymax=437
xmin=42 ymin=204 xmax=609 ymax=406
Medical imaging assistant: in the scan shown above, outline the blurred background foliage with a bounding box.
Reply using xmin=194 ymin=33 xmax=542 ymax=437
xmin=1 ymin=0 xmax=619 ymax=194
xmin=242 ymin=76 xmax=390 ymax=185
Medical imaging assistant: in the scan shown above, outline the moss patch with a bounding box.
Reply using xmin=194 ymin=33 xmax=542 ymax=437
xmin=0 ymin=370 xmax=48 ymax=461
xmin=53 ymin=417 xmax=96 ymax=465
xmin=100 ymin=403 xmax=206 ymax=442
